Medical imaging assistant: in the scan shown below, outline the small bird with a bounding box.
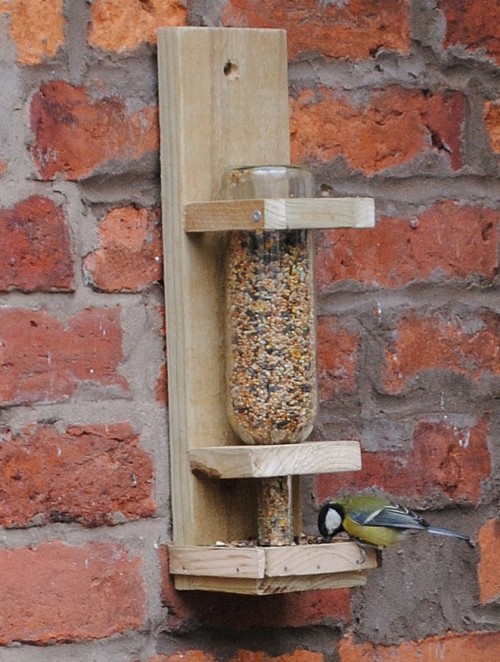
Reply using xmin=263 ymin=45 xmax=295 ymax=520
xmin=318 ymin=494 xmax=470 ymax=549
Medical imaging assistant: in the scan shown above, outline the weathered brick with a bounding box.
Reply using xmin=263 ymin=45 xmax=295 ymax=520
xmin=438 ymin=0 xmax=500 ymax=65
xmin=478 ymin=518 xmax=500 ymax=604
xmin=155 ymin=304 xmax=168 ymax=404
xmin=88 ymin=0 xmax=187 ymax=52
xmin=0 ymin=541 xmax=145 ymax=644
xmin=0 ymin=0 xmax=65 ymax=65
xmin=290 ymin=86 xmax=465 ymax=173
xmin=316 ymin=417 xmax=491 ymax=505
xmin=150 ymin=656 xmax=214 ymax=662
xmin=153 ymin=653 xmax=322 ymax=662
xmin=484 ymin=100 xmax=500 ymax=153
xmin=155 ymin=652 xmax=215 ymax=662
xmin=159 ymin=546 xmax=351 ymax=632
xmin=315 ymin=202 xmax=499 ymax=290
xmin=0 ymin=422 xmax=155 ymax=527
xmin=0 ymin=195 xmax=74 ymax=292
xmin=222 ymin=0 xmax=410 ymax=60
xmin=30 ymin=81 xmax=158 ymax=180
xmin=156 ymin=361 xmax=168 ymax=405
xmin=339 ymin=631 xmax=500 ymax=662
xmin=382 ymin=310 xmax=500 ymax=394
xmin=317 ymin=316 xmax=359 ymax=400
xmin=83 ymin=206 xmax=162 ymax=292
xmin=0 ymin=307 xmax=128 ymax=406
xmin=231 ymin=653 xmax=323 ymax=662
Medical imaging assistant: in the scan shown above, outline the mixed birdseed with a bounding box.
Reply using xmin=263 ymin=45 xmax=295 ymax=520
xmin=226 ymin=229 xmax=317 ymax=445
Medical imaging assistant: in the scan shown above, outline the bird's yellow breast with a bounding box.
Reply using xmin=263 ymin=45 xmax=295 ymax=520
xmin=343 ymin=516 xmax=402 ymax=548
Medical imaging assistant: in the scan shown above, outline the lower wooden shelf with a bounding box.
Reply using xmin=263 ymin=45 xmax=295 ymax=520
xmin=169 ymin=541 xmax=378 ymax=594
xmin=189 ymin=440 xmax=361 ymax=479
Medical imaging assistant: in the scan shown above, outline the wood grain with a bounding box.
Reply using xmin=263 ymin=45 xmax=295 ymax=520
xmin=158 ymin=27 xmax=290 ymax=546
xmin=189 ymin=440 xmax=362 ymax=478
xmin=174 ymin=572 xmax=368 ymax=595
xmin=184 ymin=198 xmax=375 ymax=231
xmin=170 ymin=542 xmax=377 ymax=593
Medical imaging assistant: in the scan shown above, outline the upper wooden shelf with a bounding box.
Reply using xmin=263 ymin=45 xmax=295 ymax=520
xmin=184 ymin=198 xmax=375 ymax=232
xmin=189 ymin=440 xmax=361 ymax=479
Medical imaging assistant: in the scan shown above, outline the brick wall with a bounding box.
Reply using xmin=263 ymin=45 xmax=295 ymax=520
xmin=0 ymin=1 xmax=498 ymax=661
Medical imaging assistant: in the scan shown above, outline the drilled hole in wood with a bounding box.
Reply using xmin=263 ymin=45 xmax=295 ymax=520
xmin=223 ymin=60 xmax=239 ymax=79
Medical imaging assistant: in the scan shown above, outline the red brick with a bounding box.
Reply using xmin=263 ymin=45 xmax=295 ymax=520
xmin=1 ymin=0 xmax=65 ymax=65
xmin=153 ymin=654 xmax=322 ymax=662
xmin=0 ymin=422 xmax=155 ymax=527
xmin=438 ymin=0 xmax=500 ymax=65
xmin=159 ymin=546 xmax=351 ymax=632
xmin=484 ymin=100 xmax=500 ymax=153
xmin=0 ymin=307 xmax=128 ymax=406
xmin=0 ymin=541 xmax=145 ymax=644
xmin=156 ymin=655 xmax=215 ymax=662
xmin=290 ymin=86 xmax=464 ymax=173
xmin=155 ymin=304 xmax=168 ymax=404
xmin=222 ymin=0 xmax=410 ymax=60
xmin=383 ymin=310 xmax=500 ymax=394
xmin=478 ymin=518 xmax=500 ymax=604
xmin=156 ymin=361 xmax=168 ymax=405
xmin=316 ymin=417 xmax=491 ymax=506
xmin=83 ymin=206 xmax=162 ymax=292
xmin=0 ymin=196 xmax=74 ymax=292
xmin=317 ymin=316 xmax=359 ymax=400
xmin=30 ymin=81 xmax=158 ymax=180
xmin=88 ymin=0 xmax=187 ymax=52
xmin=315 ymin=202 xmax=499 ymax=290
xmin=339 ymin=631 xmax=500 ymax=662
xmin=232 ymin=653 xmax=323 ymax=662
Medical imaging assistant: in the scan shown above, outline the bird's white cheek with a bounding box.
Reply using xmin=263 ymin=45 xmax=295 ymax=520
xmin=325 ymin=508 xmax=342 ymax=534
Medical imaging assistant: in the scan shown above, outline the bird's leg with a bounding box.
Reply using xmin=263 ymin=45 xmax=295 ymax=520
xmin=353 ymin=539 xmax=380 ymax=565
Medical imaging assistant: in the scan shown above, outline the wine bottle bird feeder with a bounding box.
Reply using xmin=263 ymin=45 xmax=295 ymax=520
xmin=158 ymin=26 xmax=377 ymax=595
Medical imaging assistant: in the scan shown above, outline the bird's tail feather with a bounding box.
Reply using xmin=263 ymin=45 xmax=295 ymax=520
xmin=426 ymin=525 xmax=469 ymax=541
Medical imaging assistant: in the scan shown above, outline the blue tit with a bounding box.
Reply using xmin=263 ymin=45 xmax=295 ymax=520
xmin=318 ymin=494 xmax=470 ymax=549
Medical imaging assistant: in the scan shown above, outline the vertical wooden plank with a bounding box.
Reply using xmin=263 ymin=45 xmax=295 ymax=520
xmin=157 ymin=27 xmax=290 ymax=546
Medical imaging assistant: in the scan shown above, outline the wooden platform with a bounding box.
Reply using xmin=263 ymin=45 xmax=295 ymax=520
xmin=170 ymin=542 xmax=377 ymax=595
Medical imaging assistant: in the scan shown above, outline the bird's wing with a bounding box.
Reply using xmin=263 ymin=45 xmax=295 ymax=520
xmin=352 ymin=503 xmax=427 ymax=531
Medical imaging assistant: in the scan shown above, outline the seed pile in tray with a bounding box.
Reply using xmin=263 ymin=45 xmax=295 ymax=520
xmin=226 ymin=230 xmax=317 ymax=445
xmin=214 ymin=534 xmax=328 ymax=547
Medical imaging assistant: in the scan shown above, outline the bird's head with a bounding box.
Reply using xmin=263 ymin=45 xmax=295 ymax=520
xmin=318 ymin=501 xmax=345 ymax=541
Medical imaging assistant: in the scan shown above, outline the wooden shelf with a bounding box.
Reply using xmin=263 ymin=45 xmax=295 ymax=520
xmin=184 ymin=198 xmax=375 ymax=232
xmin=170 ymin=542 xmax=377 ymax=595
xmin=190 ymin=440 xmax=361 ymax=479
